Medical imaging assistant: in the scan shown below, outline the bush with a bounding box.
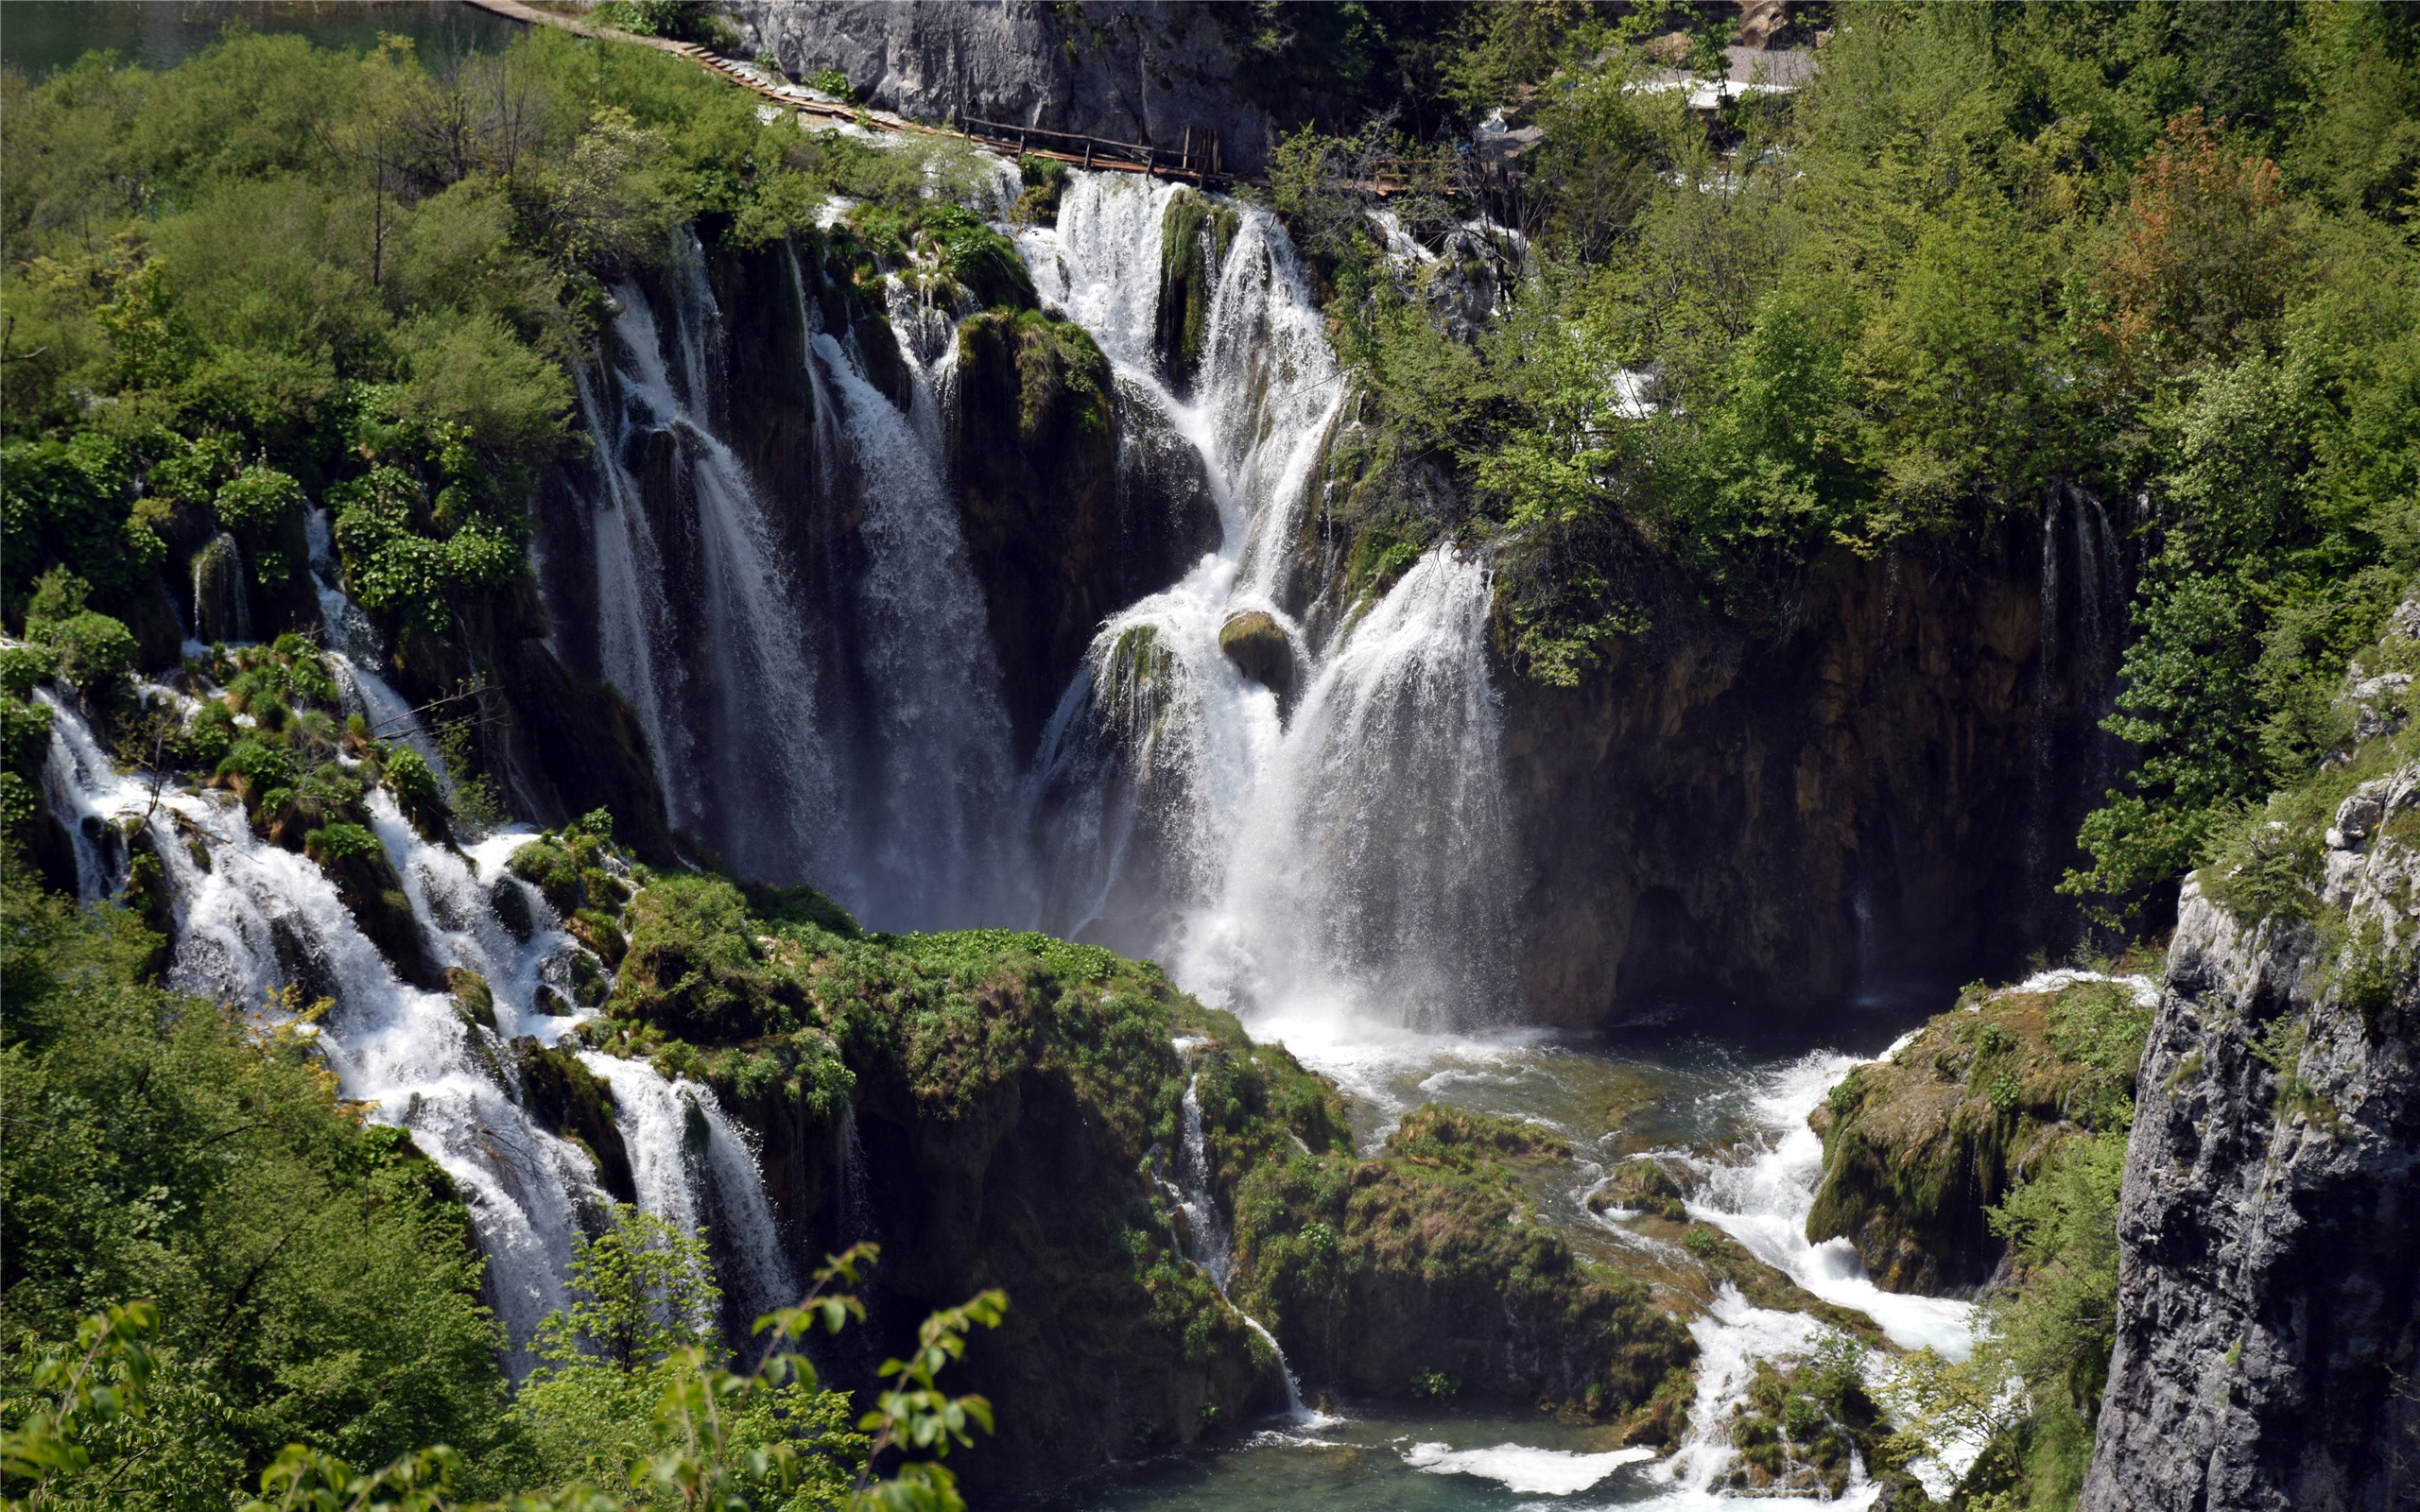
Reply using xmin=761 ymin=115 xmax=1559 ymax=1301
xmin=211 ymin=464 xmax=304 ymax=534
xmin=35 ymin=611 xmax=137 ymax=697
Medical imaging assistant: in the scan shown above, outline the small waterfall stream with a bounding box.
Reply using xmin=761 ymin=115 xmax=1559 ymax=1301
xmin=1159 ymin=1060 xmax=1315 ymax=1422
xmin=31 ymin=603 xmax=793 ymax=1371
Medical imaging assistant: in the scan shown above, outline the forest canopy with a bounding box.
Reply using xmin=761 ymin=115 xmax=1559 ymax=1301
xmin=1270 ymin=0 xmax=2420 ymax=919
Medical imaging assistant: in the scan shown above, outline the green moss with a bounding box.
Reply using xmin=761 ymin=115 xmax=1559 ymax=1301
xmin=1725 ymin=1346 xmax=1872 ymax=1498
xmin=851 ymin=203 xmax=1036 ymax=312
xmin=611 ymin=872 xmax=811 ymax=1042
xmin=1156 ymin=189 xmax=1241 ymax=381
xmin=1227 ymin=1105 xmax=1691 ymax=1416
xmin=1806 ymin=977 xmax=2151 ymax=1293
xmin=1589 ymin=1156 xmax=1687 ymax=1221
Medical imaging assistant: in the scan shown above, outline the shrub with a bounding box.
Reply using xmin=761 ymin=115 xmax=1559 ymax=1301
xmin=211 ymin=464 xmax=304 ymax=533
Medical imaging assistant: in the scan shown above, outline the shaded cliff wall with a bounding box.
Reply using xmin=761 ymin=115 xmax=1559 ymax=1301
xmin=1500 ymin=544 xmax=2064 ymax=1027
xmin=740 ymin=1073 xmax=1267 ymax=1500
xmin=2082 ymin=782 xmax=2420 ymax=1512
xmin=1279 ymin=487 xmax=2117 ymax=1027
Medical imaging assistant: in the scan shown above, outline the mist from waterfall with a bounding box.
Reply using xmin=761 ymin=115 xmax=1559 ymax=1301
xmin=1023 ymin=173 xmax=1519 ymax=1033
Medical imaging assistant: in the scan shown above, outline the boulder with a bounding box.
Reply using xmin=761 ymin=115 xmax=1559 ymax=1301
xmin=1217 ymin=610 xmax=1291 ymax=696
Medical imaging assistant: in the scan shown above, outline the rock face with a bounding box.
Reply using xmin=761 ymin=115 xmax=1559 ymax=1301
xmin=1279 ymin=436 xmax=2124 ymax=1027
xmin=1216 ymin=610 xmax=1290 ymax=696
xmin=1805 ymin=972 xmax=2150 ymax=1293
xmin=727 ymin=2 xmax=1288 ymax=173
xmin=952 ymin=309 xmax=1219 ymax=758
xmin=2082 ymin=777 xmax=2420 ymax=1511
xmin=1492 ymin=540 xmax=2107 ymax=1026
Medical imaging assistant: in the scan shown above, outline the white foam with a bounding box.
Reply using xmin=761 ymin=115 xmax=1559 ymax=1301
xmin=1687 ymin=1055 xmax=1978 ymax=1357
xmin=1998 ymin=967 xmax=2159 ymax=1008
xmin=1402 ymin=1440 xmax=1652 ymax=1494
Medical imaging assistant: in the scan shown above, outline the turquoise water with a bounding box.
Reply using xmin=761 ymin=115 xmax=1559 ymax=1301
xmin=1035 ymin=1009 xmax=1966 ymax=1512
xmin=2 ymin=1 xmax=523 ymax=80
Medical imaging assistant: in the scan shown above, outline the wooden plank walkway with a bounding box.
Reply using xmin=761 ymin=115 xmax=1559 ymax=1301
xmin=459 ymin=0 xmax=1243 ymax=186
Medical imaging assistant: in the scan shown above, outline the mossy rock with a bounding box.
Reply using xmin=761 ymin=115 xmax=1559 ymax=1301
xmin=304 ymin=826 xmax=439 ymax=989
xmin=1218 ymin=610 xmax=1293 ymax=696
xmin=1806 ymin=977 xmax=2151 ymax=1292
xmin=512 ymin=1037 xmax=636 ymax=1205
xmin=738 ymin=880 xmax=861 ymax=938
xmin=1590 ymin=1157 xmax=1687 ymax=1221
xmin=508 ymin=837 xmax=584 ymax=918
xmin=1387 ymin=1103 xmax=1565 ymax=1168
xmin=608 ymin=873 xmax=814 ymax=1042
xmin=1156 ymin=188 xmax=1241 ymax=387
xmin=446 ymin=967 xmax=496 ymax=1032
xmin=569 ymin=908 xmax=627 ymax=968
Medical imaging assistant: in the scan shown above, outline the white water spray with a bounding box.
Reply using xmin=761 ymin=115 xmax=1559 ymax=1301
xmin=1024 ymin=174 xmax=1514 ymax=1033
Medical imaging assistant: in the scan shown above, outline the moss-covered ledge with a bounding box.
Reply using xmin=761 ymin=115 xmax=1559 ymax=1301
xmin=1806 ymin=971 xmax=2153 ymax=1294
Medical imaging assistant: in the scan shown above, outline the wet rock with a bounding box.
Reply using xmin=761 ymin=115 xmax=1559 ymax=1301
xmin=190 ymin=531 xmax=249 ymax=644
xmin=954 ymin=310 xmax=1215 ymax=759
xmin=1589 ymin=1156 xmax=1687 ymax=1222
xmin=447 ymin=967 xmax=496 ymax=1033
xmin=512 ymin=1037 xmax=637 ymax=1206
xmin=1217 ymin=610 xmax=1291 ymax=696
xmin=1156 ymin=189 xmax=1240 ymax=388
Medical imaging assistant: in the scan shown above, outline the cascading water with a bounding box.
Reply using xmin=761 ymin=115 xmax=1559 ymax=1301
xmin=1022 ymin=173 xmax=1516 ymax=1033
xmin=31 ymin=588 xmax=796 ymax=1371
xmin=799 ymin=267 xmax=1028 ymax=927
xmin=1158 ymin=1057 xmax=1314 ymax=1421
xmin=575 ymin=232 xmax=843 ymax=890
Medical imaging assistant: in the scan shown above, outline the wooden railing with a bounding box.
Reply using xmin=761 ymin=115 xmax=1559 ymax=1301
xmin=459 ymin=0 xmax=1245 ymax=187
xmin=960 ymin=116 xmax=1230 ymax=185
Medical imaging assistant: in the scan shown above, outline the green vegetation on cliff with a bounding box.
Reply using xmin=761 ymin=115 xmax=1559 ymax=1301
xmin=0 ymin=873 xmax=510 ymax=1504
xmin=1809 ymin=973 xmax=2151 ymax=1293
xmin=1823 ymin=970 xmax=2152 ymax=1511
xmin=0 ymin=19 xmax=1011 ymax=813
xmin=1228 ymin=1104 xmax=1694 ymax=1424
xmin=1269 ymin=2 xmax=2420 ymax=923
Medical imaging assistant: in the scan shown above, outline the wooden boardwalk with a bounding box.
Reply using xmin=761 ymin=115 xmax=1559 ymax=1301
xmin=460 ymin=0 xmax=1243 ymax=187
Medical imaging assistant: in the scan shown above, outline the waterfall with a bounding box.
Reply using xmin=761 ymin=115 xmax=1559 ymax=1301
xmin=801 ymin=301 xmax=1028 ymax=927
xmin=579 ymin=1054 xmax=798 ymax=1332
xmin=574 ymin=232 xmax=842 ymax=888
xmin=1158 ymin=1060 xmax=1315 ymax=1421
xmin=1023 ymin=173 xmax=1514 ymax=1033
xmin=31 ymin=624 xmax=794 ymax=1372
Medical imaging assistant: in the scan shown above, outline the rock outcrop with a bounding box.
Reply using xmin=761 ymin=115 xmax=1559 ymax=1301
xmin=1806 ymin=971 xmax=2152 ymax=1294
xmin=1496 ymin=541 xmax=2108 ymax=1026
xmin=727 ymin=3 xmax=1288 ymax=175
xmin=2082 ymin=775 xmax=2420 ymax=1510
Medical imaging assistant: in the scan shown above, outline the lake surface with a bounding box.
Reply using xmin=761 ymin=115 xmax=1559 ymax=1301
xmin=1039 ymin=1004 xmax=1978 ymax=1512
xmin=2 ymin=1 xmax=523 ymax=80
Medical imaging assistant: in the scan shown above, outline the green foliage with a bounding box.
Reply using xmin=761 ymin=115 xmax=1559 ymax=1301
xmin=211 ymin=465 xmax=303 ymax=534
xmin=0 ymin=876 xmax=510 ymax=1499
xmin=804 ymin=69 xmax=853 ymax=101
xmin=1257 ymin=4 xmax=2420 ymax=927
xmin=32 ymin=611 xmax=137 ymax=702
xmin=535 ymin=1206 xmax=719 ymax=1373
xmin=0 ymin=438 xmax=153 ymax=626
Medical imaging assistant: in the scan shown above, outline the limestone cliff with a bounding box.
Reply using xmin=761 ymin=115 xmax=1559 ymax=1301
xmin=2082 ymin=777 xmax=2420 ymax=1510
xmin=726 ymin=2 xmax=1292 ymax=176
